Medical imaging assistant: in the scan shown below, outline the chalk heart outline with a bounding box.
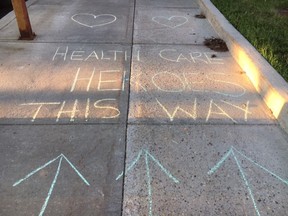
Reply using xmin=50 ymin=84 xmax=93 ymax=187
xmin=152 ymin=16 xmax=188 ymax=29
xmin=71 ymin=13 xmax=117 ymax=28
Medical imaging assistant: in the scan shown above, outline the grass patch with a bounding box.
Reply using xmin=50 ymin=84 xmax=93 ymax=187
xmin=211 ymin=0 xmax=288 ymax=81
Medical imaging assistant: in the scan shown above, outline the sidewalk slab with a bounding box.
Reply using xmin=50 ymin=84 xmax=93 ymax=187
xmin=136 ymin=0 xmax=199 ymax=8
xmin=0 ymin=125 xmax=125 ymax=216
xmin=0 ymin=0 xmax=288 ymax=215
xmin=134 ymin=7 xmax=218 ymax=44
xmin=128 ymin=45 xmax=275 ymax=124
xmin=0 ymin=42 xmax=131 ymax=124
xmin=0 ymin=5 xmax=133 ymax=43
xmin=122 ymin=124 xmax=288 ymax=216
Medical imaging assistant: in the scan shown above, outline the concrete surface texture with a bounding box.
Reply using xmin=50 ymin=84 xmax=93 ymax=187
xmin=134 ymin=7 xmax=218 ymax=44
xmin=129 ymin=45 xmax=274 ymax=124
xmin=0 ymin=4 xmax=133 ymax=43
xmin=0 ymin=0 xmax=287 ymax=216
xmin=0 ymin=125 xmax=125 ymax=216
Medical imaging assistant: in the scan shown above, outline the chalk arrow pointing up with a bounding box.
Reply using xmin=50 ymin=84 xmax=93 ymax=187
xmin=13 ymin=154 xmax=90 ymax=216
xmin=208 ymin=146 xmax=288 ymax=216
xmin=116 ymin=149 xmax=179 ymax=216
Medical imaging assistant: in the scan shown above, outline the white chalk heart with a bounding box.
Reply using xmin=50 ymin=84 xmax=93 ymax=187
xmin=152 ymin=16 xmax=188 ymax=29
xmin=71 ymin=13 xmax=117 ymax=28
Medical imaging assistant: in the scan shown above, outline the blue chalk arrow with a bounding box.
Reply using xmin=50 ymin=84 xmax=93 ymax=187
xmin=13 ymin=154 xmax=90 ymax=216
xmin=116 ymin=149 xmax=179 ymax=216
xmin=208 ymin=146 xmax=288 ymax=216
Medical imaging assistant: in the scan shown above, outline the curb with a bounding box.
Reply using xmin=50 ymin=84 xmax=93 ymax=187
xmin=198 ymin=0 xmax=288 ymax=133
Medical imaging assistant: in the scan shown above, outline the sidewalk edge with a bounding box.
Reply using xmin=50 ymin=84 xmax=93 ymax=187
xmin=198 ymin=0 xmax=288 ymax=133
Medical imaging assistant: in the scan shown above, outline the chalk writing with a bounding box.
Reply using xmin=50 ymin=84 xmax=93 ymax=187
xmin=204 ymin=73 xmax=246 ymax=97
xmin=98 ymin=70 xmax=126 ymax=91
xmin=52 ymin=46 xmax=69 ymax=61
xmin=152 ymin=16 xmax=188 ymax=29
xmin=155 ymin=98 xmax=250 ymax=123
xmin=206 ymin=100 xmax=250 ymax=123
xmin=206 ymin=100 xmax=236 ymax=123
xmin=156 ymin=98 xmax=197 ymax=121
xmin=20 ymin=65 xmax=124 ymax=122
xmin=52 ymin=46 xmax=132 ymax=62
xmin=159 ymin=49 xmax=224 ymax=64
xmin=130 ymin=72 xmax=147 ymax=92
xmin=152 ymin=72 xmax=185 ymax=92
xmin=20 ymin=102 xmax=61 ymax=122
xmin=94 ymin=98 xmax=120 ymax=119
xmin=21 ymin=98 xmax=120 ymax=122
xmin=56 ymin=100 xmax=79 ymax=122
xmin=13 ymin=154 xmax=90 ymax=216
xmin=71 ymin=13 xmax=117 ymax=28
xmin=182 ymin=72 xmax=246 ymax=97
xmin=208 ymin=147 xmax=288 ymax=216
xmin=70 ymin=67 xmax=95 ymax=92
xmin=221 ymin=100 xmax=250 ymax=121
xmin=70 ymin=68 xmax=126 ymax=92
xmin=116 ymin=149 xmax=179 ymax=216
xmin=141 ymin=71 xmax=246 ymax=97
xmin=85 ymin=98 xmax=90 ymax=121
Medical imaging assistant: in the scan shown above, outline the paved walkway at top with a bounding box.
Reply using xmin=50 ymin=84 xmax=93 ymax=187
xmin=0 ymin=0 xmax=287 ymax=215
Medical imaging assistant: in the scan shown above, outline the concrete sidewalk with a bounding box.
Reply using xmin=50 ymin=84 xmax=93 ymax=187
xmin=0 ymin=0 xmax=287 ymax=215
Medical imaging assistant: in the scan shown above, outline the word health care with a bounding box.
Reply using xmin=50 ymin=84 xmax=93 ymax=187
xmin=51 ymin=46 xmax=223 ymax=64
